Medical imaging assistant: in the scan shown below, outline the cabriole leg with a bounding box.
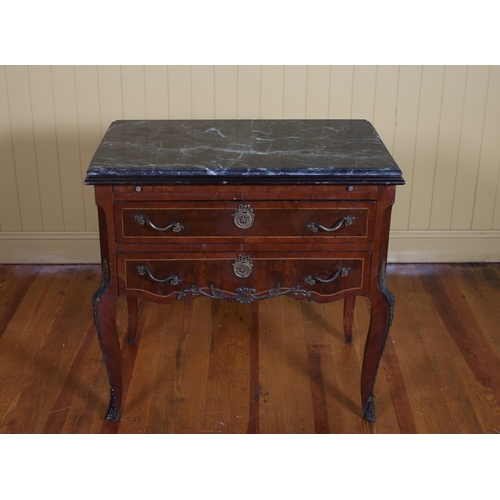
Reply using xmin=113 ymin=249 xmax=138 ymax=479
xmin=361 ymin=261 xmax=394 ymax=422
xmin=92 ymin=260 xmax=123 ymax=421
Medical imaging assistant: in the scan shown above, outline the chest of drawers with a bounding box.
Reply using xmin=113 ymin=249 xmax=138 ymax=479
xmin=85 ymin=119 xmax=404 ymax=425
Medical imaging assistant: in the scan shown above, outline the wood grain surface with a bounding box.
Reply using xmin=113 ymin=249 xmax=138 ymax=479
xmin=1 ymin=263 xmax=499 ymax=433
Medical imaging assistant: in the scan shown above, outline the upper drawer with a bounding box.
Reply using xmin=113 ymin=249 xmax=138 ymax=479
xmin=114 ymin=201 xmax=376 ymax=243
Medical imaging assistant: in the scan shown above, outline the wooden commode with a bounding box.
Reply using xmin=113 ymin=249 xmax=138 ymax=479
xmin=84 ymin=119 xmax=404 ymax=423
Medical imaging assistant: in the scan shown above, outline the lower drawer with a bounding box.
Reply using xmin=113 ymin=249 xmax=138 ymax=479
xmin=118 ymin=251 xmax=370 ymax=304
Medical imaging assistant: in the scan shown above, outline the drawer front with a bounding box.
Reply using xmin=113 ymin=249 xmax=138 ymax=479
xmin=118 ymin=251 xmax=370 ymax=303
xmin=115 ymin=201 xmax=375 ymax=243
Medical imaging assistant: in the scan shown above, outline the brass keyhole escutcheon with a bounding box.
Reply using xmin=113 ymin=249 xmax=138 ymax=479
xmin=233 ymin=204 xmax=255 ymax=229
xmin=232 ymin=255 xmax=254 ymax=278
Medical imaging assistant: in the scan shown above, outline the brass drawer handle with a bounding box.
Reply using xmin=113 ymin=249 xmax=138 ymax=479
xmin=134 ymin=214 xmax=185 ymax=233
xmin=306 ymin=216 xmax=355 ymax=233
xmin=233 ymin=204 xmax=255 ymax=229
xmin=136 ymin=265 xmax=181 ymax=285
xmin=304 ymin=267 xmax=349 ymax=286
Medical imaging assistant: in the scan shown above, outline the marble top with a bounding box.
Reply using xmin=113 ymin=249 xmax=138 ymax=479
xmin=84 ymin=119 xmax=404 ymax=185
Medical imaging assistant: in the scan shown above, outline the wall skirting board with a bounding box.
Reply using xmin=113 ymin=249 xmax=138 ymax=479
xmin=0 ymin=232 xmax=101 ymax=264
xmin=388 ymin=230 xmax=500 ymax=263
xmin=0 ymin=230 xmax=499 ymax=264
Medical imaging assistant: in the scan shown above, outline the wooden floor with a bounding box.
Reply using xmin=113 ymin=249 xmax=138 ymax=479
xmin=0 ymin=263 xmax=499 ymax=433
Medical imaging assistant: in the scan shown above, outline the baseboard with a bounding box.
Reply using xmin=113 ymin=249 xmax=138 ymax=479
xmin=0 ymin=232 xmax=101 ymax=264
xmin=0 ymin=230 xmax=499 ymax=264
xmin=388 ymin=230 xmax=500 ymax=263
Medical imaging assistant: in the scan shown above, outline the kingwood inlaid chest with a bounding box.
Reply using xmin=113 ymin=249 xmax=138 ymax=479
xmin=84 ymin=119 xmax=405 ymax=423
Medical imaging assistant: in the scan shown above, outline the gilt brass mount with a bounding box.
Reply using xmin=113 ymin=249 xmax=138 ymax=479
xmin=307 ymin=215 xmax=355 ymax=233
xmin=233 ymin=204 xmax=255 ymax=229
xmin=136 ymin=265 xmax=181 ymax=285
xmin=232 ymin=255 xmax=254 ymax=278
xmin=135 ymin=214 xmax=185 ymax=233
xmin=304 ymin=266 xmax=349 ymax=286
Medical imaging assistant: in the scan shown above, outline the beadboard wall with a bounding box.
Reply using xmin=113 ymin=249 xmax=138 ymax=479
xmin=1 ymin=65 xmax=499 ymax=263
